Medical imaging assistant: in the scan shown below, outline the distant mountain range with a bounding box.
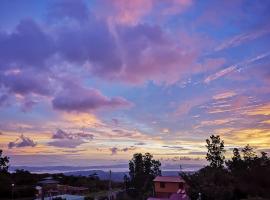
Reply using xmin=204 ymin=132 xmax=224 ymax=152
xmin=10 ymin=163 xmax=203 ymax=181
xmin=64 ymin=170 xmax=185 ymax=181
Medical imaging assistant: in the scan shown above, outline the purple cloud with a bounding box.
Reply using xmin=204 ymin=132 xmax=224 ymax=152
xmin=110 ymin=147 xmax=118 ymax=155
xmin=109 ymin=146 xmax=136 ymax=155
xmin=8 ymin=134 xmax=37 ymax=148
xmin=0 ymin=70 xmax=52 ymax=96
xmin=0 ymin=2 xmax=200 ymax=87
xmin=0 ymin=0 xmax=203 ymax=114
xmin=0 ymin=94 xmax=9 ymax=106
xmin=20 ymin=98 xmax=38 ymax=112
xmin=47 ymin=0 xmax=89 ymax=22
xmin=52 ymin=129 xmax=70 ymax=139
xmin=52 ymin=83 xmax=132 ymax=113
xmin=0 ymin=19 xmax=55 ymax=69
xmin=134 ymin=142 xmax=146 ymax=145
xmin=48 ymin=129 xmax=94 ymax=148
xmin=52 ymin=129 xmax=94 ymax=140
xmin=162 ymin=145 xmax=186 ymax=150
xmin=47 ymin=139 xmax=85 ymax=148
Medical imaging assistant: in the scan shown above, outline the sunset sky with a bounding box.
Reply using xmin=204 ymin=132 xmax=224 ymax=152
xmin=0 ymin=0 xmax=270 ymax=168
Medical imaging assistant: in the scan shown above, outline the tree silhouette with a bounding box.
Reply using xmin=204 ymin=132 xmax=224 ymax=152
xmin=206 ymin=135 xmax=225 ymax=168
xmin=242 ymin=144 xmax=256 ymax=161
xmin=128 ymin=153 xmax=161 ymax=197
xmin=0 ymin=149 xmax=9 ymax=173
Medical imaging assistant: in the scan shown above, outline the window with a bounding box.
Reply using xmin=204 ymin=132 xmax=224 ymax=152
xmin=160 ymin=182 xmax=165 ymax=188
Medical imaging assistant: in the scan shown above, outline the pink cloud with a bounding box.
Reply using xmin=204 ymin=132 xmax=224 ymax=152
xmin=8 ymin=134 xmax=37 ymax=149
xmin=99 ymin=0 xmax=193 ymax=25
xmin=113 ymin=24 xmax=200 ymax=84
xmin=174 ymin=96 xmax=208 ymax=116
xmin=215 ymin=27 xmax=270 ymax=51
xmin=204 ymin=65 xmax=237 ymax=84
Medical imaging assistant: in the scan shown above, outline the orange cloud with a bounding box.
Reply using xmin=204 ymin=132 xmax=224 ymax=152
xmin=244 ymin=103 xmax=270 ymax=116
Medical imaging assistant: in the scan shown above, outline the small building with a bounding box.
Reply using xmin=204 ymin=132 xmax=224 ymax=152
xmin=153 ymin=176 xmax=185 ymax=198
xmin=36 ymin=177 xmax=88 ymax=200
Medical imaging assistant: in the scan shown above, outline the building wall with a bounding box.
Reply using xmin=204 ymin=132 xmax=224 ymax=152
xmin=154 ymin=182 xmax=184 ymax=198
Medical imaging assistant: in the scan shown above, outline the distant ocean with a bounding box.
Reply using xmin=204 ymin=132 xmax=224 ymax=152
xmin=10 ymin=163 xmax=203 ymax=173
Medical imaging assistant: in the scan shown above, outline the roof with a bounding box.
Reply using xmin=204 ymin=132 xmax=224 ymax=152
xmin=37 ymin=179 xmax=59 ymax=185
xmin=153 ymin=176 xmax=185 ymax=183
xmin=36 ymin=194 xmax=85 ymax=200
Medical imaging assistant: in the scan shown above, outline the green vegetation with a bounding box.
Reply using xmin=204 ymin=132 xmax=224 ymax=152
xmin=182 ymin=135 xmax=270 ymax=200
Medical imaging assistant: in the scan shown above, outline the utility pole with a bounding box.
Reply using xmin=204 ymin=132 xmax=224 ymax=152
xmin=197 ymin=192 xmax=201 ymax=200
xmin=11 ymin=183 xmax=15 ymax=200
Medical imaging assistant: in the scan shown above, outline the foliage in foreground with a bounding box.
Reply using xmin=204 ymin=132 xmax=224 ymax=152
xmin=125 ymin=153 xmax=161 ymax=199
xmin=0 ymin=150 xmax=123 ymax=199
xmin=183 ymin=135 xmax=270 ymax=200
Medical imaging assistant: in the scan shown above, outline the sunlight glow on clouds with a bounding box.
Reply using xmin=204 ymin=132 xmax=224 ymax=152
xmin=0 ymin=0 xmax=270 ymax=167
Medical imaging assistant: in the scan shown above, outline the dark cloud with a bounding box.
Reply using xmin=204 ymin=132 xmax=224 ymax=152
xmin=109 ymin=146 xmax=136 ymax=155
xmin=0 ymin=70 xmax=52 ymax=96
xmin=52 ymin=83 xmax=132 ymax=113
xmin=134 ymin=142 xmax=146 ymax=145
xmin=48 ymin=129 xmax=94 ymax=148
xmin=162 ymin=145 xmax=186 ymax=150
xmin=110 ymin=147 xmax=118 ymax=155
xmin=122 ymin=146 xmax=136 ymax=152
xmin=0 ymin=19 xmax=55 ymax=69
xmin=47 ymin=139 xmax=85 ymax=148
xmin=52 ymin=129 xmax=70 ymax=139
xmin=8 ymin=134 xmax=37 ymax=148
xmin=52 ymin=129 xmax=94 ymax=140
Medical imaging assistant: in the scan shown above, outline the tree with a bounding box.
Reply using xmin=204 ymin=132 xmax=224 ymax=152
xmin=128 ymin=153 xmax=161 ymax=197
xmin=232 ymin=148 xmax=241 ymax=161
xmin=206 ymin=135 xmax=225 ymax=168
xmin=0 ymin=149 xmax=9 ymax=173
xmin=226 ymin=148 xmax=244 ymax=173
xmin=242 ymin=145 xmax=256 ymax=161
xmin=260 ymin=152 xmax=270 ymax=166
xmin=123 ymin=174 xmax=130 ymax=190
xmin=184 ymin=140 xmax=270 ymax=200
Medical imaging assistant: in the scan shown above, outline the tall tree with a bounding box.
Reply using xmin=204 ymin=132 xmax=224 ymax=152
xmin=0 ymin=149 xmax=9 ymax=173
xmin=128 ymin=153 xmax=161 ymax=196
xmin=206 ymin=135 xmax=225 ymax=168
